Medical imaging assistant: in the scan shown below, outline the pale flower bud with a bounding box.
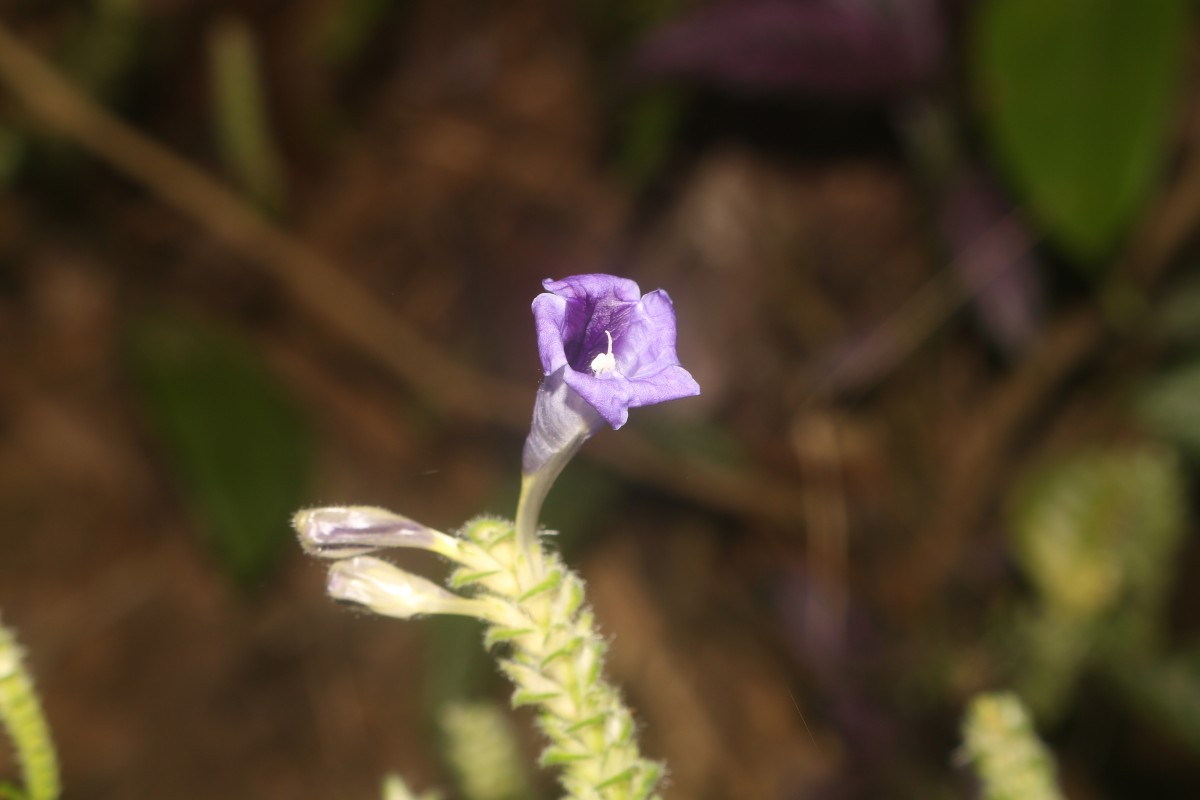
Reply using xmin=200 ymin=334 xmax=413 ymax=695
xmin=326 ymin=556 xmax=487 ymax=620
xmin=293 ymin=506 xmax=441 ymax=559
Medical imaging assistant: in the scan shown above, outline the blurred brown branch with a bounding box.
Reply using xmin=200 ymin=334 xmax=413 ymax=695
xmin=0 ymin=22 xmax=805 ymax=523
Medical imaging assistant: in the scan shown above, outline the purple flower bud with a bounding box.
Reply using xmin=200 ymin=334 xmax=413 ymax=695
xmin=293 ymin=506 xmax=440 ymax=559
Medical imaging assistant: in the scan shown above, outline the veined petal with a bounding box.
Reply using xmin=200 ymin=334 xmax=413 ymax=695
xmin=532 ymin=293 xmax=572 ymax=375
xmin=563 ymin=367 xmax=635 ymax=429
xmin=541 ymin=274 xmax=642 ymax=304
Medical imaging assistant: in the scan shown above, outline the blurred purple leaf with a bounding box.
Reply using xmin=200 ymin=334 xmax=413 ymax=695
xmin=941 ymin=169 xmax=1042 ymax=353
xmin=631 ymin=0 xmax=943 ymax=99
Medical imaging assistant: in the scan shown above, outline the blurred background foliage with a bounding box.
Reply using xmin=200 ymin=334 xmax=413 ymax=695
xmin=2 ymin=0 xmax=1200 ymax=798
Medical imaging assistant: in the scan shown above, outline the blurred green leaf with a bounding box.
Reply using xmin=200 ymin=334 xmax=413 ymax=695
xmin=973 ymin=0 xmax=1189 ymax=262
xmin=208 ymin=16 xmax=287 ymax=214
xmin=1157 ymin=273 xmax=1200 ymax=344
xmin=0 ymin=783 xmax=27 ymax=800
xmin=1012 ymin=607 xmax=1094 ymax=719
xmin=1008 ymin=448 xmax=1186 ymax=719
xmin=127 ymin=313 xmax=308 ymax=587
xmin=319 ymin=0 xmax=402 ymax=65
xmin=381 ymin=773 xmax=443 ymax=800
xmin=0 ymin=126 xmax=26 ymax=185
xmin=425 ymin=615 xmax=491 ymax=712
xmin=1137 ymin=361 xmax=1200 ymax=456
xmin=1104 ymin=646 xmax=1200 ymax=757
xmin=581 ymin=0 xmax=685 ymax=61
xmin=65 ymin=0 xmax=145 ymax=98
xmin=1010 ymin=448 xmax=1184 ymax=621
xmin=617 ymin=89 xmax=684 ymax=187
xmin=439 ymin=701 xmax=532 ymax=800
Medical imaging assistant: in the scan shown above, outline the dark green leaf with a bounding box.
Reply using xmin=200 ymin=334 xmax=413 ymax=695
xmin=126 ymin=313 xmax=308 ymax=587
xmin=974 ymin=0 xmax=1189 ymax=262
xmin=617 ymin=89 xmax=684 ymax=187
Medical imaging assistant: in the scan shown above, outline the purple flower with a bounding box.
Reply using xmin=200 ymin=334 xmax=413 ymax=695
xmin=532 ymin=274 xmax=700 ymax=430
xmin=518 ymin=274 xmax=699 ymax=545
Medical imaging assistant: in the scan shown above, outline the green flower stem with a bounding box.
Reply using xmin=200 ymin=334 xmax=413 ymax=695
xmin=451 ymin=518 xmax=663 ymax=800
xmin=515 ymin=428 xmax=587 ymax=575
xmin=0 ymin=617 xmax=60 ymax=800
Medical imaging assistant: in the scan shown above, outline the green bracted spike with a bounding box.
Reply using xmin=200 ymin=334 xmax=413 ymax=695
xmin=449 ymin=569 xmax=502 ymax=589
xmin=483 ymin=627 xmax=534 ymax=649
xmin=583 ymin=646 xmax=604 ymax=688
xmin=612 ymin=712 xmax=635 ymax=745
xmin=396 ymin=517 xmax=663 ymax=799
xmin=1 ymin=782 xmax=29 ymax=800
xmin=540 ymin=638 xmax=583 ymax=669
xmin=962 ymin=692 xmax=1063 ymax=800
xmin=517 ymin=570 xmax=562 ymax=602
xmin=561 ymin=577 xmax=586 ymax=618
xmin=564 ymin=713 xmax=607 ymax=734
xmin=512 ymin=689 xmax=562 ymax=708
xmin=594 ymin=766 xmax=638 ymax=791
xmin=0 ymin=617 xmax=60 ymax=800
xmin=539 ymin=746 xmax=594 ymax=766
xmin=630 ymin=763 xmax=665 ymax=797
xmin=463 ymin=519 xmax=515 ymax=549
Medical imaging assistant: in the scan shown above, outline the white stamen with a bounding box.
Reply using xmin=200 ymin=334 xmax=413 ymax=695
xmin=590 ymin=330 xmax=617 ymax=377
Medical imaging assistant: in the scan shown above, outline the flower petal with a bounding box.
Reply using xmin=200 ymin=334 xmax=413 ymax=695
xmin=625 ymin=364 xmax=701 ymax=408
xmin=614 ymin=289 xmax=683 ymax=378
xmin=563 ymin=367 xmax=636 ymax=429
xmin=532 ymin=293 xmax=572 ymax=374
xmin=542 ymin=274 xmax=642 ymax=304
